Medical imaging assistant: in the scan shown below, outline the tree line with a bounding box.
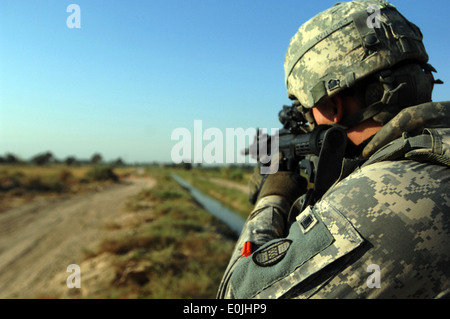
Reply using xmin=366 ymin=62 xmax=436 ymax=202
xmin=0 ymin=151 xmax=125 ymax=167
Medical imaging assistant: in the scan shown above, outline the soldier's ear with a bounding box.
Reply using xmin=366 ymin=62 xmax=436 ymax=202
xmin=330 ymin=95 xmax=344 ymax=123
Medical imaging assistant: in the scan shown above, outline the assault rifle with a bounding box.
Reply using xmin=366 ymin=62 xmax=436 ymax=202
xmin=246 ymin=103 xmax=348 ymax=211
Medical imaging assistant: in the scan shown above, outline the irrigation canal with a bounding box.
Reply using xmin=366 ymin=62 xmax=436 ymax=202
xmin=171 ymin=173 xmax=245 ymax=236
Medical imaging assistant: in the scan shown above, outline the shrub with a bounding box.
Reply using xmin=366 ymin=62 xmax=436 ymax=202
xmin=58 ymin=169 xmax=73 ymax=183
xmin=229 ymin=169 xmax=243 ymax=181
xmin=85 ymin=166 xmax=119 ymax=182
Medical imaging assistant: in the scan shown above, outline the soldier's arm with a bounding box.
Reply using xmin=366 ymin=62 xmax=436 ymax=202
xmin=217 ymin=195 xmax=291 ymax=298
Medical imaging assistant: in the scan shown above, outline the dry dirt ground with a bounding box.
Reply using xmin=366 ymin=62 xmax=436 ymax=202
xmin=0 ymin=177 xmax=155 ymax=298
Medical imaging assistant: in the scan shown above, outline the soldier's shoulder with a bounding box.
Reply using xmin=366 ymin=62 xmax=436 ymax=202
xmin=322 ymin=158 xmax=450 ymax=227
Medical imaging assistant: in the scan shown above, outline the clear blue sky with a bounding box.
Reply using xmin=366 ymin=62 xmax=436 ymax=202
xmin=1 ymin=0 xmax=449 ymax=163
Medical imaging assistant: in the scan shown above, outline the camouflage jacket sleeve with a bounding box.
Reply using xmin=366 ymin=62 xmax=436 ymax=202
xmin=217 ymin=195 xmax=291 ymax=298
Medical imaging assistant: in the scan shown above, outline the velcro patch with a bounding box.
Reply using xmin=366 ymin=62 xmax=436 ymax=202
xmin=252 ymin=239 xmax=292 ymax=267
xmin=297 ymin=209 xmax=318 ymax=234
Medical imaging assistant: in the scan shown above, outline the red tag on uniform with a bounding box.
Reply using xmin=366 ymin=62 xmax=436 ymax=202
xmin=242 ymin=241 xmax=253 ymax=257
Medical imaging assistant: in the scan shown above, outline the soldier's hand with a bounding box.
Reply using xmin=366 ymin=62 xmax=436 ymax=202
xmin=248 ymin=163 xmax=265 ymax=204
xmin=248 ymin=151 xmax=280 ymax=204
xmin=257 ymin=171 xmax=307 ymax=206
xmin=248 ymin=153 xmax=307 ymax=206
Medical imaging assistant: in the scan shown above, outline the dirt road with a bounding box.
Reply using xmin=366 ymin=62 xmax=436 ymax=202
xmin=0 ymin=178 xmax=155 ymax=298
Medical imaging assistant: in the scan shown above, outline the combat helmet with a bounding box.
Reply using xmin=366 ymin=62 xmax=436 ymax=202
xmin=285 ymin=0 xmax=438 ymax=129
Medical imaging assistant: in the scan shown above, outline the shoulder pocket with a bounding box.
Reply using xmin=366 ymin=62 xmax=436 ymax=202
xmin=229 ymin=203 xmax=364 ymax=299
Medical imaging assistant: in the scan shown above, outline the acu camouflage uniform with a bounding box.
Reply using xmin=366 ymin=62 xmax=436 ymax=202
xmin=217 ymin=0 xmax=450 ymax=299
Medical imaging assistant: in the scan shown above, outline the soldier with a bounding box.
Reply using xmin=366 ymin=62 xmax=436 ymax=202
xmin=218 ymin=0 xmax=450 ymax=299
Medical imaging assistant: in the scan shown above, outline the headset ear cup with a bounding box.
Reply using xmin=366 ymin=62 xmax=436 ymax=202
xmin=364 ymin=82 xmax=384 ymax=108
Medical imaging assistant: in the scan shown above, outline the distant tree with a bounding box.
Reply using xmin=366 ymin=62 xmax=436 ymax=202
xmin=114 ymin=157 xmax=125 ymax=167
xmin=5 ymin=153 xmax=19 ymax=164
xmin=32 ymin=152 xmax=53 ymax=166
xmin=91 ymin=153 xmax=103 ymax=165
xmin=65 ymin=156 xmax=77 ymax=166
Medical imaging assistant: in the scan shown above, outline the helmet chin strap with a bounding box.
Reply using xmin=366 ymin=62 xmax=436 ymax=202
xmin=336 ymin=101 xmax=384 ymax=130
